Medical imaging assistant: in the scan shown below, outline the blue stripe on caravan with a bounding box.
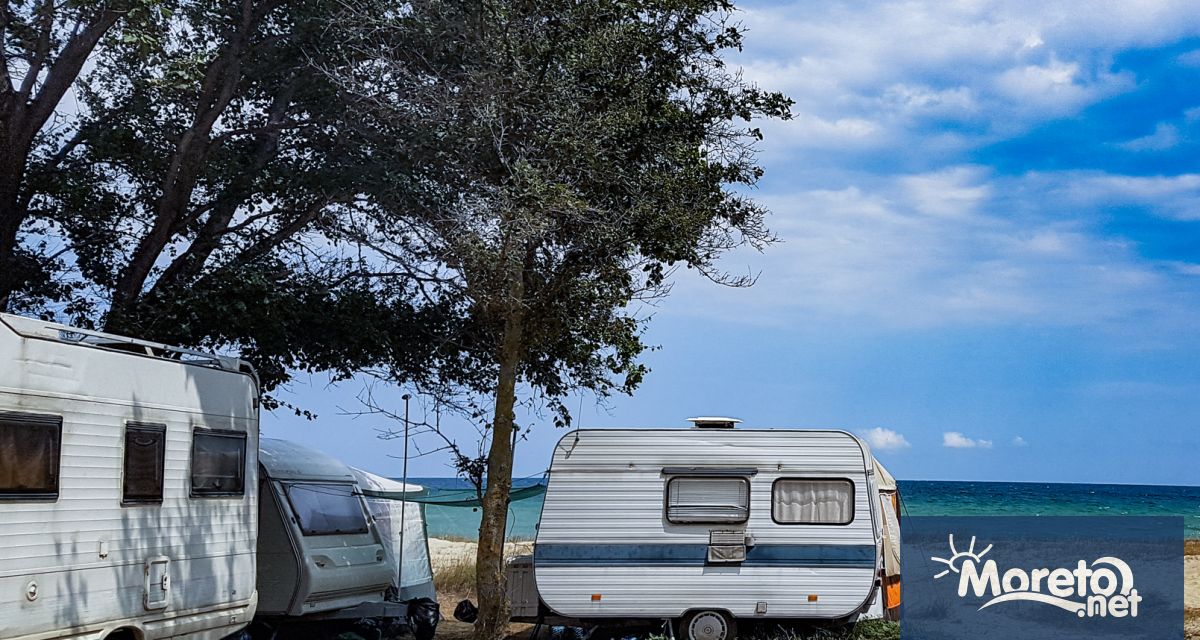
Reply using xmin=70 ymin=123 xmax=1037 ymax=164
xmin=534 ymin=544 xmax=876 ymax=568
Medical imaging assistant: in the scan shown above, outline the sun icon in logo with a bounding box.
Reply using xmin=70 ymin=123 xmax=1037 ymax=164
xmin=930 ymin=534 xmax=993 ymax=580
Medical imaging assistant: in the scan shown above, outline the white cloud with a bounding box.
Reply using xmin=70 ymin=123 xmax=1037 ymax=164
xmin=665 ymin=167 xmax=1200 ymax=329
xmin=862 ymin=427 xmax=912 ymax=452
xmin=1012 ymin=436 xmax=1029 ymax=447
xmin=1118 ymin=122 xmax=1181 ymax=151
xmin=1177 ymin=49 xmax=1200 ymax=66
xmin=731 ymin=0 xmax=1183 ymax=154
xmin=1058 ymin=172 xmax=1200 ymax=220
xmin=943 ymin=432 xmax=994 ymax=449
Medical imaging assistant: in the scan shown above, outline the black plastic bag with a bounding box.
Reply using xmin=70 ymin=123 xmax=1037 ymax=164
xmin=453 ymin=598 xmax=478 ymax=624
xmin=406 ymin=597 xmax=440 ymax=640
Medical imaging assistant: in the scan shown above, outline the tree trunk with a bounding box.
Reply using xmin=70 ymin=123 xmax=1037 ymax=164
xmin=473 ymin=264 xmax=528 ymax=640
xmin=0 ymin=127 xmax=30 ymax=311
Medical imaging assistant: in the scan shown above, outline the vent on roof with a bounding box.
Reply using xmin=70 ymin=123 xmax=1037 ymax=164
xmin=687 ymin=416 xmax=742 ymax=429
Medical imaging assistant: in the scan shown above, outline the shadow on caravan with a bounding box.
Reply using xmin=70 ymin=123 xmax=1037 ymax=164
xmin=0 ymin=313 xmax=260 ymax=640
xmin=506 ymin=417 xmax=902 ymax=640
xmin=0 ymin=314 xmax=437 ymax=640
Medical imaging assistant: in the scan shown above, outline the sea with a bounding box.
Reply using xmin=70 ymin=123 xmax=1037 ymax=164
xmin=408 ymin=477 xmax=1200 ymax=541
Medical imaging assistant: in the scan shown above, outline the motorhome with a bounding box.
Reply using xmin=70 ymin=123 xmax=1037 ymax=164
xmin=0 ymin=313 xmax=260 ymax=640
xmin=508 ymin=418 xmax=901 ymax=640
xmin=254 ymin=439 xmax=437 ymax=638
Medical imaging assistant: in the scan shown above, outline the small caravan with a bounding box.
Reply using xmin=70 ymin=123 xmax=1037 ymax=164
xmin=0 ymin=313 xmax=260 ymax=640
xmin=254 ymin=438 xmax=435 ymax=632
xmin=509 ymin=419 xmax=901 ymax=640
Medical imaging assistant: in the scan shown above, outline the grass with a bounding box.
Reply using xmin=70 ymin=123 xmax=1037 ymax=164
xmin=745 ymin=620 xmax=899 ymax=640
xmin=433 ymin=551 xmax=478 ymax=595
xmin=635 ymin=621 xmax=899 ymax=640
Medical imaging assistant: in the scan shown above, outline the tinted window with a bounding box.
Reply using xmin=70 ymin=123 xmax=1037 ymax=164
xmin=191 ymin=431 xmax=246 ymax=496
xmin=772 ymin=478 xmax=854 ymax=525
xmin=0 ymin=412 xmax=62 ymax=499
xmin=665 ymin=476 xmax=750 ymax=524
xmin=123 ymin=423 xmax=165 ymax=503
xmin=285 ymin=482 xmax=370 ymax=536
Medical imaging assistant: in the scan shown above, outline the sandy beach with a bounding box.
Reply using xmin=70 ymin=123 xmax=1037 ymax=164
xmin=431 ymin=537 xmax=1200 ymax=638
xmin=1187 ymin=541 xmax=1199 ymax=639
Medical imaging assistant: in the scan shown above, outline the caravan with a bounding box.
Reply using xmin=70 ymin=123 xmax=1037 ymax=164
xmin=508 ymin=418 xmax=901 ymax=639
xmin=253 ymin=439 xmax=438 ymax=639
xmin=0 ymin=313 xmax=260 ymax=640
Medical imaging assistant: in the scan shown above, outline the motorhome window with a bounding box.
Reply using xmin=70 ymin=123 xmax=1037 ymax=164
xmin=665 ymin=476 xmax=750 ymax=524
xmin=123 ymin=423 xmax=165 ymax=504
xmin=191 ymin=431 xmax=246 ymax=496
xmin=284 ymin=482 xmax=370 ymax=536
xmin=0 ymin=412 xmax=61 ymax=499
xmin=772 ymin=478 xmax=854 ymax=525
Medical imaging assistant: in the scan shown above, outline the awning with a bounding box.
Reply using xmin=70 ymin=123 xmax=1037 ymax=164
xmin=360 ymin=481 xmax=548 ymax=507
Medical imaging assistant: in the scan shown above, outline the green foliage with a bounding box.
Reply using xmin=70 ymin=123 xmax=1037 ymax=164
xmin=12 ymin=0 xmax=436 ymax=392
xmin=333 ymin=0 xmax=792 ymax=425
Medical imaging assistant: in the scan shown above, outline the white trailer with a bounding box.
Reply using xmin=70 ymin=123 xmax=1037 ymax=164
xmin=253 ymin=439 xmax=438 ymax=640
xmin=0 ymin=313 xmax=260 ymax=640
xmin=509 ymin=419 xmax=893 ymax=640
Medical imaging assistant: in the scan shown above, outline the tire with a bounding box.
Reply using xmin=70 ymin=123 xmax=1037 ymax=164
xmin=679 ymin=610 xmax=737 ymax=640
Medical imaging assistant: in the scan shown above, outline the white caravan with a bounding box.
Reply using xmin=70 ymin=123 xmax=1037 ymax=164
xmin=254 ymin=439 xmax=437 ymax=639
xmin=0 ymin=313 xmax=260 ymax=640
xmin=509 ymin=419 xmax=897 ymax=640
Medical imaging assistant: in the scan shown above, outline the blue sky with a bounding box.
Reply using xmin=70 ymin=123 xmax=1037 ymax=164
xmin=265 ymin=0 xmax=1200 ymax=486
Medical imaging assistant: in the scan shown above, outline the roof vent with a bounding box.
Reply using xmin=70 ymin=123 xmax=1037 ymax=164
xmin=687 ymin=416 xmax=742 ymax=429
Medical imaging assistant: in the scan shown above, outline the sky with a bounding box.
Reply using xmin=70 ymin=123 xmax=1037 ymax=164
xmin=265 ymin=0 xmax=1200 ymax=486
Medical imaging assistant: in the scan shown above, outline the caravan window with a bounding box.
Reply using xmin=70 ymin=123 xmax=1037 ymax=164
xmin=772 ymin=478 xmax=854 ymax=525
xmin=123 ymin=423 xmax=166 ymax=504
xmin=284 ymin=482 xmax=370 ymax=536
xmin=190 ymin=431 xmax=246 ymax=496
xmin=0 ymin=412 xmax=61 ymax=500
xmin=665 ymin=476 xmax=750 ymax=524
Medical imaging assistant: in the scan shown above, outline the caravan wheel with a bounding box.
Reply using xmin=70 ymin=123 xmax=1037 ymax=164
xmin=680 ymin=610 xmax=736 ymax=640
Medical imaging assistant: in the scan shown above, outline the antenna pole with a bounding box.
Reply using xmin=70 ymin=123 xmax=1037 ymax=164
xmin=399 ymin=393 xmax=411 ymax=599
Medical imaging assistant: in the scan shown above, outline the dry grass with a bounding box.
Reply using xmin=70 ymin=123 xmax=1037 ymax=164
xmin=433 ymin=551 xmax=479 ymax=596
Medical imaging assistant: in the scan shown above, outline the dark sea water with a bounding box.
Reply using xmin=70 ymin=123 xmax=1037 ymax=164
xmin=405 ymin=477 xmax=1200 ymax=541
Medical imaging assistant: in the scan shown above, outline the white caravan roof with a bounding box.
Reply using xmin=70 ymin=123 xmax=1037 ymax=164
xmin=259 ymin=437 xmax=357 ymax=482
xmin=0 ymin=312 xmax=253 ymax=374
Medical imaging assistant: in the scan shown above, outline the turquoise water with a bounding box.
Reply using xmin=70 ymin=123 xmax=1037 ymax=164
xmin=408 ymin=478 xmax=1200 ymax=541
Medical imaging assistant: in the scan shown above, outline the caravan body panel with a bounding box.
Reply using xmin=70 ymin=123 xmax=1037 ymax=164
xmin=256 ymin=438 xmax=394 ymax=617
xmin=0 ymin=314 xmax=259 ymax=640
xmin=534 ymin=428 xmax=880 ymax=620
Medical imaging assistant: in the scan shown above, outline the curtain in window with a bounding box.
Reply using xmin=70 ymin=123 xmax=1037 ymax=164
xmin=667 ymin=477 xmax=749 ymax=523
xmin=0 ymin=417 xmax=60 ymax=495
xmin=773 ymin=479 xmax=853 ymax=524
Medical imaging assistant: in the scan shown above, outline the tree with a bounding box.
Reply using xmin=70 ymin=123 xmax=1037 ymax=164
xmin=0 ymin=0 xmax=168 ymax=312
xmin=10 ymin=0 xmax=444 ymax=394
xmin=328 ymin=2 xmax=792 ymax=637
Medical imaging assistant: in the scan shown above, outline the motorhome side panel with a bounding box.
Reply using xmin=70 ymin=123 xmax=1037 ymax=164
xmin=533 ymin=429 xmax=878 ymax=620
xmin=0 ymin=316 xmax=259 ymax=640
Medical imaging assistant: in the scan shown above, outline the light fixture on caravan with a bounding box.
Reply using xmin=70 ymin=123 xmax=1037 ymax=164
xmin=687 ymin=416 xmax=742 ymax=429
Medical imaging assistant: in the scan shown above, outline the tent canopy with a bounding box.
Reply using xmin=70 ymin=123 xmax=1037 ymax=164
xmin=874 ymin=459 xmax=897 ymax=492
xmin=359 ymin=481 xmax=548 ymax=507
